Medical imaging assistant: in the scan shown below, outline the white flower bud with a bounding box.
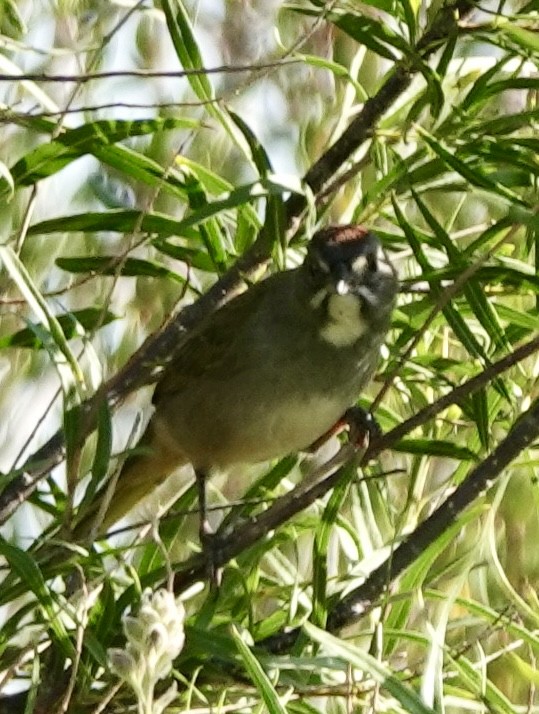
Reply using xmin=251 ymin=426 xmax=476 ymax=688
xmin=109 ymin=588 xmax=186 ymax=712
xmin=123 ymin=616 xmax=146 ymax=648
xmin=108 ymin=648 xmax=137 ymax=682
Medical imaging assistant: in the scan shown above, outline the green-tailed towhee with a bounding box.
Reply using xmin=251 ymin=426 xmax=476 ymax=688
xmin=83 ymin=225 xmax=398 ymax=539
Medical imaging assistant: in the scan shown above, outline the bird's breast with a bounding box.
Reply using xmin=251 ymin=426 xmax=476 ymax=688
xmin=258 ymin=391 xmax=350 ymax=457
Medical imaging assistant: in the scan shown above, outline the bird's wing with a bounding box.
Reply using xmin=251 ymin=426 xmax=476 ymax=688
xmin=152 ymin=282 xmax=269 ymax=403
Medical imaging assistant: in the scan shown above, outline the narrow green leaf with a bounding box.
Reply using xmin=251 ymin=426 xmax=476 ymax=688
xmin=55 ymin=256 xmax=187 ymax=284
xmin=91 ymin=144 xmax=189 ymax=201
xmin=0 ymin=246 xmax=85 ymax=394
xmin=9 ymin=115 xmax=194 ymax=202
xmin=229 ymin=111 xmax=272 ymax=178
xmin=165 ymin=177 xmax=300 ymax=235
xmin=312 ymin=466 xmax=355 ymax=628
xmin=450 ymin=653 xmax=519 ymax=714
xmin=411 ymin=188 xmax=510 ymax=353
xmin=91 ymin=400 xmax=113 ymax=490
xmin=85 ymin=580 xmax=118 ymax=664
xmin=470 ymin=390 xmax=490 ymax=451
xmin=160 ymin=0 xmax=214 ymax=101
xmin=331 ymin=13 xmax=405 ymax=60
xmin=416 ymin=62 xmax=444 ymax=119
xmin=495 ymin=303 xmax=539 ymax=332
xmin=29 ymin=176 xmax=296 ymax=240
xmin=419 ymin=128 xmax=527 ymax=205
xmin=181 ymin=169 xmax=228 ymax=270
xmin=64 ymin=400 xmax=85 ymax=494
xmin=394 ymin=439 xmax=479 ymax=461
xmin=295 ymin=53 xmax=368 ymax=99
xmin=2 ymin=0 xmax=27 ymax=36
xmin=402 ymin=265 xmax=539 ymax=293
xmin=5 ymin=117 xmax=198 ymax=195
xmin=401 ymin=0 xmax=418 ymax=44
xmin=229 ymin=111 xmax=285 ymax=252
xmin=304 ymin=623 xmax=437 ymax=714
xmin=0 ymin=159 xmax=14 ymax=200
xmin=175 ymin=156 xmax=262 ymax=234
xmin=474 ymin=107 xmax=539 ymax=135
xmin=394 ymin=198 xmax=512 ymax=406
xmin=0 ymin=308 xmax=118 ymax=349
xmin=175 ymin=156 xmax=234 ymax=194
xmin=460 ymin=57 xmax=512 ymax=112
xmin=501 ymin=24 xmax=539 ymax=54
xmin=231 ymin=625 xmax=288 ymax=714
xmin=0 ymin=537 xmax=73 ymax=655
xmin=28 ymin=209 xmax=198 ymax=239
xmin=154 ymin=242 xmax=215 ymax=272
xmin=25 ymin=649 xmax=40 ymax=714
xmin=462 ymin=74 xmax=539 ymax=114
xmin=160 ymin=0 xmax=251 ymax=159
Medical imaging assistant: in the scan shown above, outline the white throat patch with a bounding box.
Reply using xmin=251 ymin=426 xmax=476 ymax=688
xmin=319 ymin=292 xmax=366 ymax=347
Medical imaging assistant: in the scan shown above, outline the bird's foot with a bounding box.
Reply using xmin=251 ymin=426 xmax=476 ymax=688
xmin=343 ymin=406 xmax=382 ymax=449
xmin=307 ymin=406 xmax=381 ymax=453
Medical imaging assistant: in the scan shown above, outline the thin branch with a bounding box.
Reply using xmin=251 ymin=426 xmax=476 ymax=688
xmin=2 ymin=100 xmax=219 ymax=118
xmin=369 ymin=333 xmax=539 ymax=454
xmin=0 ymin=61 xmax=299 ymax=83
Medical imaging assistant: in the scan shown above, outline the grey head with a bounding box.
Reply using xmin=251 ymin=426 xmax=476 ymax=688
xmin=301 ymin=225 xmax=398 ymax=347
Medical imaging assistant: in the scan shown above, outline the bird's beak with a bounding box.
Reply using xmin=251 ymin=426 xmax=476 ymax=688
xmin=333 ymin=260 xmax=353 ymax=295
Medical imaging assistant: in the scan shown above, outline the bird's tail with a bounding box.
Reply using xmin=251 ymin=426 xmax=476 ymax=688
xmin=74 ymin=419 xmax=188 ymax=540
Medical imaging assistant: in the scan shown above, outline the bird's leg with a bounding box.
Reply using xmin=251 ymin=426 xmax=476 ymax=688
xmin=195 ymin=469 xmax=221 ymax=586
xmin=195 ymin=468 xmax=211 ymax=543
xmin=306 ymin=417 xmax=348 ymax=453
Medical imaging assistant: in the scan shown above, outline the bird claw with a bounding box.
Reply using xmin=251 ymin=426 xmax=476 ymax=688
xmin=343 ymin=406 xmax=382 ymax=449
xmin=307 ymin=406 xmax=382 ymax=452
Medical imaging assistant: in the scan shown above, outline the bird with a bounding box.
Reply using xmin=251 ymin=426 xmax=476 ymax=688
xmin=79 ymin=225 xmax=398 ymax=544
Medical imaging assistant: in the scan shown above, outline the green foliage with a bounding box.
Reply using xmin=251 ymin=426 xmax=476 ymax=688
xmin=1 ymin=1 xmax=539 ymax=713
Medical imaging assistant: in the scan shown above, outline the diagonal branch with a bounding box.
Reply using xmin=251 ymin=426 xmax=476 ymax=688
xmin=326 ymin=395 xmax=539 ymax=632
xmin=260 ymin=364 xmax=539 ymax=653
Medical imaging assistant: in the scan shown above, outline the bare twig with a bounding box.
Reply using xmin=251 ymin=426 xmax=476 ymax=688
xmin=0 ymin=61 xmax=299 ymax=83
